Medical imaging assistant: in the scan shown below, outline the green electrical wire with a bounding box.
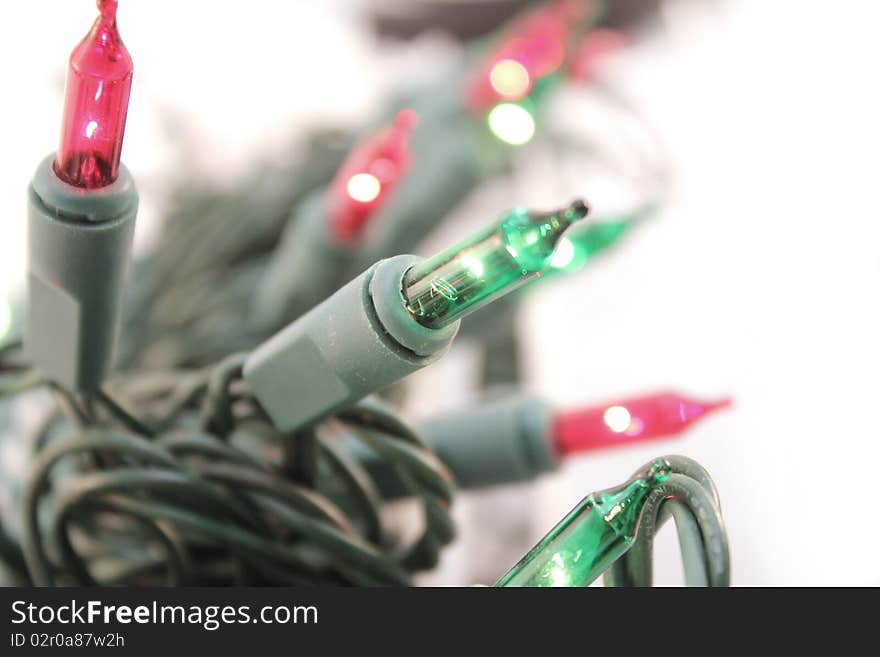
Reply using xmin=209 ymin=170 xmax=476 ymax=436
xmin=496 ymin=455 xmax=729 ymax=587
xmin=3 ymin=339 xmax=455 ymax=587
xmin=603 ymin=456 xmax=730 ymax=587
xmin=0 ymin=521 xmax=29 ymax=585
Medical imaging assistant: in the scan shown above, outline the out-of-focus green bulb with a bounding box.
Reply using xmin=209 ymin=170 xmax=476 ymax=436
xmin=495 ymin=458 xmax=672 ymax=587
xmin=487 ymin=102 xmax=536 ymax=145
xmin=403 ymin=200 xmax=588 ymax=329
xmin=550 ymin=220 xmax=630 ymax=271
xmin=549 ymin=204 xmax=659 ymax=273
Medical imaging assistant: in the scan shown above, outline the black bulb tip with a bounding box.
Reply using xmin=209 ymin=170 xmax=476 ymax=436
xmin=568 ymin=198 xmax=589 ymax=219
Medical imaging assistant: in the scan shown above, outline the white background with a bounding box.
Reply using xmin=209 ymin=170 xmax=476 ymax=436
xmin=1 ymin=0 xmax=878 ymax=585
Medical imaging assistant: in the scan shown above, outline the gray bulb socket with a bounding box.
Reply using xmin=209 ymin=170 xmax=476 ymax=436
xmin=244 ymin=254 xmax=460 ymax=431
xmin=26 ymin=154 xmax=138 ymax=391
xmin=348 ymin=392 xmax=558 ymax=498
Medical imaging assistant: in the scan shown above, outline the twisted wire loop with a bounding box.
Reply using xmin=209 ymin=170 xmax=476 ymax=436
xmin=603 ymin=455 xmax=730 ymax=587
xmin=13 ymin=347 xmax=456 ymax=587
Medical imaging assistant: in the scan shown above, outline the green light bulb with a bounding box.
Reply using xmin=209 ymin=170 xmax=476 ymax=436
xmin=550 ymin=204 xmax=658 ymax=273
xmin=487 ymin=102 xmax=537 ymax=146
xmin=495 ymin=458 xmax=672 ymax=587
xmin=403 ymin=199 xmax=588 ymax=329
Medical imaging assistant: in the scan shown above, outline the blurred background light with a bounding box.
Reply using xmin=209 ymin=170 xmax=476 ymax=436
xmin=489 ymin=59 xmax=531 ymax=98
xmin=487 ymin=102 xmax=536 ymax=145
xmin=347 ymin=172 xmax=382 ymax=203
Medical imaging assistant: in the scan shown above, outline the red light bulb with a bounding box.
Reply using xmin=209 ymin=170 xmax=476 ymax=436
xmin=552 ymin=391 xmax=732 ymax=456
xmin=55 ymin=0 xmax=133 ymax=189
xmin=463 ymin=1 xmax=590 ymax=113
xmin=327 ymin=110 xmax=418 ymax=243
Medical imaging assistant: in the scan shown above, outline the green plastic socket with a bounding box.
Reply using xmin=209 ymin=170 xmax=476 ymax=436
xmin=244 ymin=255 xmax=460 ymax=431
xmin=26 ymin=154 xmax=138 ymax=390
xmin=349 ymin=392 xmax=556 ymax=498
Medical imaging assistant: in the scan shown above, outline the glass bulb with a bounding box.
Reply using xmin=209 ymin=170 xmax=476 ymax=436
xmin=495 ymin=458 xmax=672 ymax=587
xmin=55 ymin=0 xmax=133 ymax=189
xmin=547 ymin=204 xmax=659 ymax=274
xmin=328 ymin=109 xmax=418 ymax=242
xmin=403 ymin=199 xmax=588 ymax=329
xmin=463 ymin=0 xmax=598 ymax=113
xmin=489 ymin=59 xmax=531 ymax=98
xmin=487 ymin=102 xmax=536 ymax=146
xmin=553 ymin=391 xmax=732 ymax=455
xmin=550 ymin=218 xmax=632 ymax=270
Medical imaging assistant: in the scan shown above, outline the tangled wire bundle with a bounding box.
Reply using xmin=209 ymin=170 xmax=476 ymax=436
xmin=2 ymin=341 xmax=732 ymax=586
xmin=0 ymin=49 xmax=715 ymax=585
xmin=2 ymin=345 xmax=454 ymax=586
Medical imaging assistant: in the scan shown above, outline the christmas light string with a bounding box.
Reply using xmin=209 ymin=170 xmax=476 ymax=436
xmin=0 ymin=0 xmax=579 ymax=580
xmin=0 ymin=0 xmax=732 ymax=588
xmin=8 ymin=194 xmax=588 ymax=584
xmin=110 ymin=0 xmax=662 ymax=372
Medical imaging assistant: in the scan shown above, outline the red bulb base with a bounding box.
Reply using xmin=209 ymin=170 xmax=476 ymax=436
xmin=55 ymin=0 xmax=133 ymax=189
xmin=552 ymin=391 xmax=732 ymax=456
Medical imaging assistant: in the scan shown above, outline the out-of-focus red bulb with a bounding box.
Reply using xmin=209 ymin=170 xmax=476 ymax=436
xmin=552 ymin=391 xmax=732 ymax=456
xmin=463 ymin=0 xmax=591 ymax=114
xmin=55 ymin=0 xmax=133 ymax=189
xmin=327 ymin=110 xmax=418 ymax=243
